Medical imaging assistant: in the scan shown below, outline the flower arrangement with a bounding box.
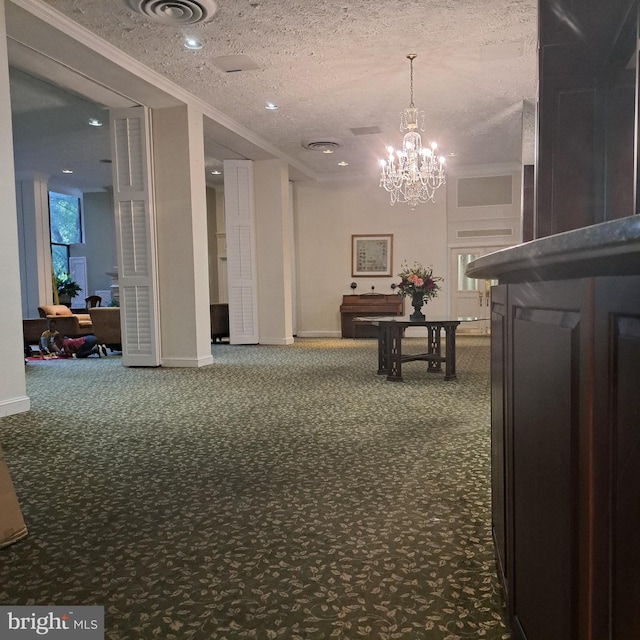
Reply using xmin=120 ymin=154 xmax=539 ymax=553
xmin=396 ymin=261 xmax=443 ymax=303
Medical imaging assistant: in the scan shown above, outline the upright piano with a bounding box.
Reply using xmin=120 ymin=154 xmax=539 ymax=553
xmin=339 ymin=294 xmax=404 ymax=338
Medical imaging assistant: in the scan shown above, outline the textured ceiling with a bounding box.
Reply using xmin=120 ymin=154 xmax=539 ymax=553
xmin=8 ymin=0 xmax=538 ymax=189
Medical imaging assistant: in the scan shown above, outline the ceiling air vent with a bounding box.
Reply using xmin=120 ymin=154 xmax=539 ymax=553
xmin=211 ymin=55 xmax=261 ymax=73
xmin=302 ymin=139 xmax=341 ymax=152
xmin=126 ymin=0 xmax=218 ymax=25
xmin=350 ymin=126 xmax=382 ymax=136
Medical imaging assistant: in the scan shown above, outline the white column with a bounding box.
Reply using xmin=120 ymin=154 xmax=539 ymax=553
xmin=152 ymin=104 xmax=213 ymax=367
xmin=254 ymin=159 xmax=294 ymax=345
xmin=15 ymin=173 xmax=53 ymax=318
xmin=0 ymin=0 xmax=29 ymax=416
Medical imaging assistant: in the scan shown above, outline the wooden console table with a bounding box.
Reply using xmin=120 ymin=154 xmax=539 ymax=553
xmin=340 ymin=294 xmax=403 ymax=338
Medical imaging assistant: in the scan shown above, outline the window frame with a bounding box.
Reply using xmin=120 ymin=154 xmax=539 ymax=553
xmin=48 ymin=190 xmax=84 ymax=278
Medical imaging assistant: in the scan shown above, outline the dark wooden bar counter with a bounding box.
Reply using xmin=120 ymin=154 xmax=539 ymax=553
xmin=467 ymin=216 xmax=640 ymax=640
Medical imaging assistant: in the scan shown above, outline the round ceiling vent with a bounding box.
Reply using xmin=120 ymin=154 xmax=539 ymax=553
xmin=126 ymin=0 xmax=218 ymax=25
xmin=302 ymin=139 xmax=341 ymax=152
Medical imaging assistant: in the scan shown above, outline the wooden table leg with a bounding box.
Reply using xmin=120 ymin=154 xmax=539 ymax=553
xmin=427 ymin=325 xmax=443 ymax=373
xmin=443 ymin=324 xmax=458 ymax=380
xmin=387 ymin=324 xmax=403 ymax=381
xmin=377 ymin=324 xmax=389 ymax=374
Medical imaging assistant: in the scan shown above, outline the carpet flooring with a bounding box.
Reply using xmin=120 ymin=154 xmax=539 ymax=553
xmin=0 ymin=336 xmax=509 ymax=639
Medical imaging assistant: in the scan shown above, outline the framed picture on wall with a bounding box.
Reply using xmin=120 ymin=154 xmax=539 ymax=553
xmin=351 ymin=234 xmax=393 ymax=277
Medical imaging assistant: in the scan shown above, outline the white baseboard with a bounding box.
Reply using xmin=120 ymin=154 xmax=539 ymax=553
xmin=161 ymin=355 xmax=214 ymax=368
xmin=296 ymin=331 xmax=342 ymax=338
xmin=0 ymin=396 xmax=31 ymax=417
xmin=259 ymin=337 xmax=295 ymax=345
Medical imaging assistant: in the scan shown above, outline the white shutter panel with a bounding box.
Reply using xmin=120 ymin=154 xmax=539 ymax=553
xmin=68 ymin=256 xmax=87 ymax=304
xmin=110 ymin=107 xmax=160 ymax=366
xmin=224 ymin=160 xmax=259 ymax=344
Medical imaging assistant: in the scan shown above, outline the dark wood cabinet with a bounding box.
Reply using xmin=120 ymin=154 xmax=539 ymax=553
xmin=475 ymin=3 xmax=640 ymax=637
xmin=487 ymin=273 xmax=640 ymax=640
xmin=339 ymin=294 xmax=403 ymax=338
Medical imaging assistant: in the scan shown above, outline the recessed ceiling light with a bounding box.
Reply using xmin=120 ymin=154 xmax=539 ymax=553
xmin=62 ymin=169 xmax=73 ymax=174
xmin=338 ymin=161 xmax=349 ymax=166
xmin=448 ymin=152 xmax=457 ymax=157
xmin=211 ymin=170 xmax=222 ymax=175
xmin=265 ymin=102 xmax=278 ymax=110
xmin=184 ymin=37 xmax=203 ymax=50
xmin=88 ymin=118 xmax=103 ymax=127
xmin=322 ymin=149 xmax=334 ymax=154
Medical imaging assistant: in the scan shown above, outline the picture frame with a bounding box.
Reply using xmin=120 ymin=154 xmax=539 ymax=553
xmin=351 ymin=234 xmax=393 ymax=277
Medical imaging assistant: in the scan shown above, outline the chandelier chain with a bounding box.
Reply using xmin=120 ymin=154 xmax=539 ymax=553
xmin=409 ymin=55 xmax=414 ymax=107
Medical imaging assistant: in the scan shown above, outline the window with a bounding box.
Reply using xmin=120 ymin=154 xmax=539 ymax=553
xmin=49 ymin=191 xmax=82 ymax=278
xmin=457 ymin=254 xmax=479 ymax=291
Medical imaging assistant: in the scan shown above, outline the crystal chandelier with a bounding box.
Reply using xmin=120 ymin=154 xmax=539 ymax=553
xmin=379 ymin=54 xmax=446 ymax=208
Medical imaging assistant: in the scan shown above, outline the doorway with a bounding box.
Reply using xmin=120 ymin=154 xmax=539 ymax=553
xmin=450 ymin=247 xmax=501 ymax=333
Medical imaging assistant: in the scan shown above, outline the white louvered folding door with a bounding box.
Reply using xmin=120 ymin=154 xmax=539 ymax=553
xmin=110 ymin=107 xmax=161 ymax=366
xmin=224 ymin=160 xmax=259 ymax=344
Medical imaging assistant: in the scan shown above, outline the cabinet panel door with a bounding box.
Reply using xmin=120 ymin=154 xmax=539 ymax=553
xmin=596 ymin=277 xmax=640 ymax=639
xmin=490 ymin=285 xmax=508 ymax=588
xmin=612 ymin=317 xmax=640 ymax=638
xmin=509 ymin=283 xmax=585 ymax=640
xmin=589 ymin=276 xmax=640 ymax=640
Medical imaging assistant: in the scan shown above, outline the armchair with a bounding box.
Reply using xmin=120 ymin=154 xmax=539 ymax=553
xmin=88 ymin=307 xmax=122 ymax=351
xmin=37 ymin=304 xmax=93 ymax=337
xmin=210 ymin=303 xmax=229 ymax=342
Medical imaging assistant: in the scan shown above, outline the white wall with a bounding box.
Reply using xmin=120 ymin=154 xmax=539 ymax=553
xmin=71 ymin=190 xmax=116 ymax=298
xmin=294 ymin=178 xmax=448 ymax=337
xmin=446 ymin=163 xmax=523 ymax=249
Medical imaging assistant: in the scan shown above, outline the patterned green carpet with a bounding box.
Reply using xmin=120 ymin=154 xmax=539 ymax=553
xmin=0 ymin=336 xmax=509 ymax=639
